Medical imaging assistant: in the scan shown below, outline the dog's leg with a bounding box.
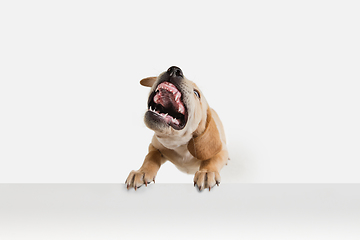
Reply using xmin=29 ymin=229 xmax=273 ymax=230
xmin=193 ymin=150 xmax=228 ymax=191
xmin=125 ymin=144 xmax=164 ymax=190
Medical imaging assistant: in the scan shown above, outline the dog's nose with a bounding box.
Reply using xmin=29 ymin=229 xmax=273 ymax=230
xmin=167 ymin=66 xmax=183 ymax=78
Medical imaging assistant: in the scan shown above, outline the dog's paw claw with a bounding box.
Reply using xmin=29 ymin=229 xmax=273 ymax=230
xmin=125 ymin=170 xmax=156 ymax=190
xmin=193 ymin=170 xmax=221 ymax=192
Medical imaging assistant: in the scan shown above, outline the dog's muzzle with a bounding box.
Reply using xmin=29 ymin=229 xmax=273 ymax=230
xmin=146 ymin=66 xmax=188 ymax=130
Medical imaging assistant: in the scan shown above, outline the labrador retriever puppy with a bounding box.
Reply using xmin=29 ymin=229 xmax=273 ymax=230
xmin=125 ymin=66 xmax=229 ymax=191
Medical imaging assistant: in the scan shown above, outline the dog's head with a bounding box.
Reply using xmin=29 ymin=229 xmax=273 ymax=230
xmin=140 ymin=66 xmax=222 ymax=160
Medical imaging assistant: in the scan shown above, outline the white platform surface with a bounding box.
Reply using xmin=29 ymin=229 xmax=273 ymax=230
xmin=1 ymin=184 xmax=359 ymax=240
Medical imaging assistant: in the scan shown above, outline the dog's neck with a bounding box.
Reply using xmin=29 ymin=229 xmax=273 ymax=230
xmin=154 ymin=132 xmax=193 ymax=150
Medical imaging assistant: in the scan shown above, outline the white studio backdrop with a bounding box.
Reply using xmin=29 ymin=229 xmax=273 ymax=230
xmin=0 ymin=0 xmax=359 ymax=183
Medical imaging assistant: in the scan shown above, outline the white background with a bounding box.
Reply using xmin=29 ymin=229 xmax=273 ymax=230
xmin=1 ymin=0 xmax=359 ymax=183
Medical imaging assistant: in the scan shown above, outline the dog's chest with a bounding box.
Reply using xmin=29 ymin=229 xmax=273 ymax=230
xmin=164 ymin=145 xmax=201 ymax=174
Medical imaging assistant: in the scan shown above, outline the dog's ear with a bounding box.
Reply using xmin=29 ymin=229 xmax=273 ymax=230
xmin=187 ymin=109 xmax=222 ymax=160
xmin=140 ymin=77 xmax=157 ymax=87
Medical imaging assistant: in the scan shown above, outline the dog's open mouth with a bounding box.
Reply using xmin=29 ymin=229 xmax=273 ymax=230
xmin=148 ymin=82 xmax=187 ymax=130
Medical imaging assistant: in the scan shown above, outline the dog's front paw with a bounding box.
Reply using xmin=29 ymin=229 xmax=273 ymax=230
xmin=193 ymin=170 xmax=221 ymax=191
xmin=125 ymin=170 xmax=156 ymax=190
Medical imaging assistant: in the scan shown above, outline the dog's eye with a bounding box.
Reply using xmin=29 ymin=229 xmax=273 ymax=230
xmin=194 ymin=89 xmax=200 ymax=99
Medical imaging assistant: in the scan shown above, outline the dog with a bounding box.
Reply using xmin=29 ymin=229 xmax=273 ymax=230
xmin=125 ymin=66 xmax=229 ymax=191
